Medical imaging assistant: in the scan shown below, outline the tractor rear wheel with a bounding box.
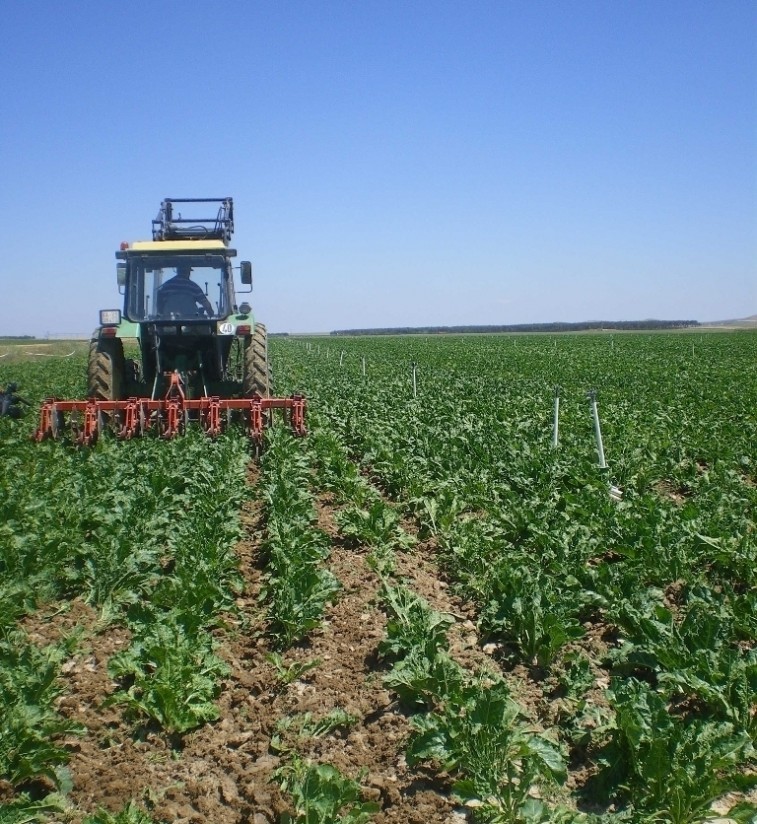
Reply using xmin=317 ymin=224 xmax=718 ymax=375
xmin=243 ymin=323 xmax=271 ymax=397
xmin=87 ymin=337 xmax=126 ymax=401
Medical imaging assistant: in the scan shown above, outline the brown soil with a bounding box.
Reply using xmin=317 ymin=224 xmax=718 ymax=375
xmin=17 ymin=461 xmax=622 ymax=822
xmin=653 ymin=479 xmax=691 ymax=505
xmin=22 ymin=466 xmax=477 ymax=823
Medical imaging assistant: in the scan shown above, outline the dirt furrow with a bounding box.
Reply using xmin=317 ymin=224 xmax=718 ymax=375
xmin=20 ymin=457 xmax=510 ymax=822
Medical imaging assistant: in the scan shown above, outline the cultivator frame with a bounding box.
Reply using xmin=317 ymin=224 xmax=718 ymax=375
xmin=34 ymin=371 xmax=306 ymax=446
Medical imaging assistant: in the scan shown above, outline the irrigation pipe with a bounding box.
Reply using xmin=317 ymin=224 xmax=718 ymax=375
xmin=551 ymin=386 xmax=560 ymax=447
xmin=26 ymin=352 xmax=76 ymax=358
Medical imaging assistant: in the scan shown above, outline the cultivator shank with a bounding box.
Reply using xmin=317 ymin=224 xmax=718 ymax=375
xmin=34 ymin=371 xmax=306 ymax=446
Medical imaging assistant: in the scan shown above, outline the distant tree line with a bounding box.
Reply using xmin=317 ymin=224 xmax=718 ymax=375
xmin=0 ymin=335 xmax=36 ymax=340
xmin=330 ymin=320 xmax=700 ymax=336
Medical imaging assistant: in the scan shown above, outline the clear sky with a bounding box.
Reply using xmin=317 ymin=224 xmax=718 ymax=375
xmin=1 ymin=0 xmax=755 ymax=335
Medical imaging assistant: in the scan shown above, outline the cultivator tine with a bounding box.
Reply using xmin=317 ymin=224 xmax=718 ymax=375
xmin=162 ymin=397 xmax=183 ymax=439
xmin=288 ymin=394 xmax=307 ymax=437
xmin=118 ymin=399 xmax=141 ymax=440
xmin=202 ymin=397 xmax=222 ymax=437
xmin=34 ymin=399 xmax=56 ymax=441
xmin=160 ymin=372 xmax=184 ymax=439
xmin=76 ymin=401 xmax=100 ymax=446
xmin=249 ymin=397 xmax=265 ymax=443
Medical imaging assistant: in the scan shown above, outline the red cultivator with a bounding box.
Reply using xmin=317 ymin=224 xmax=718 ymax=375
xmin=34 ymin=371 xmax=306 ymax=446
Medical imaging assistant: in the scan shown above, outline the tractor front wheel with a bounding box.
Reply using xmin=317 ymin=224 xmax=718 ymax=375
xmin=243 ymin=323 xmax=271 ymax=397
xmin=87 ymin=337 xmax=126 ymax=401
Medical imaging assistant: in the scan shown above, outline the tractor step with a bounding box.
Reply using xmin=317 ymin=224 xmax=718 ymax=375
xmin=34 ymin=371 xmax=306 ymax=446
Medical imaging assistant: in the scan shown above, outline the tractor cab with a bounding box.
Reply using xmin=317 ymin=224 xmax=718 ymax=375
xmin=116 ymin=198 xmax=250 ymax=325
xmin=119 ymin=247 xmax=237 ymax=322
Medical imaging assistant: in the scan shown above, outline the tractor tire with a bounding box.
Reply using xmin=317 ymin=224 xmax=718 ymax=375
xmin=243 ymin=323 xmax=271 ymax=397
xmin=87 ymin=337 xmax=126 ymax=401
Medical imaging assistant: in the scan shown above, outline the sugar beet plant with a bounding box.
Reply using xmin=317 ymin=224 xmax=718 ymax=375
xmin=597 ymin=677 xmax=755 ymax=823
xmin=258 ymin=426 xmax=339 ymax=648
xmin=377 ymin=578 xmax=571 ymax=822
xmin=0 ymin=632 xmax=81 ymax=788
xmin=102 ymin=432 xmax=248 ymax=735
xmin=1 ymin=351 xmax=250 ymax=813
xmin=271 ymin=332 xmax=757 ymax=820
xmin=274 ymin=756 xmax=379 ymax=824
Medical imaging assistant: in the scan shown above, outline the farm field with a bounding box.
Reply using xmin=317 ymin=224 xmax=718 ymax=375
xmin=1 ymin=331 xmax=755 ymax=823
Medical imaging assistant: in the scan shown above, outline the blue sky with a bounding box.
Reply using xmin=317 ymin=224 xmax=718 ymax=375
xmin=1 ymin=0 xmax=755 ymax=334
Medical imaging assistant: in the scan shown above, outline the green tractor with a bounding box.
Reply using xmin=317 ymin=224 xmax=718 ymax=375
xmin=35 ymin=198 xmax=305 ymax=444
xmin=92 ymin=197 xmax=268 ymax=402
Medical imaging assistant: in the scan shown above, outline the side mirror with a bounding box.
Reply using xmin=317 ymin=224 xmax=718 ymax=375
xmin=240 ymin=261 xmax=252 ymax=285
xmin=116 ymin=262 xmax=127 ymax=287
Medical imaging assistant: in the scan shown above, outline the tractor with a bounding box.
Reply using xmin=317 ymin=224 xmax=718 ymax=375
xmin=35 ymin=198 xmax=305 ymax=444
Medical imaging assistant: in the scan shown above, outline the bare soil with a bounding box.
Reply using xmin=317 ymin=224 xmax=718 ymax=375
xmin=23 ymin=467 xmax=480 ymax=823
xmin=17 ymin=459 xmax=625 ymax=822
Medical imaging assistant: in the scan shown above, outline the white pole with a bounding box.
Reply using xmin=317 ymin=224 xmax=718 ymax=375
xmin=362 ymin=357 xmax=366 ymax=376
xmin=588 ymin=390 xmax=623 ymax=501
xmin=588 ymin=390 xmax=607 ymax=469
xmin=339 ymin=351 xmax=344 ymax=366
xmin=412 ymin=362 xmax=417 ymax=398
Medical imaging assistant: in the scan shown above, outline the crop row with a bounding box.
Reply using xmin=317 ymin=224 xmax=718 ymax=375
xmin=1 ymin=353 xmax=250 ymax=820
xmin=288 ymin=415 xmax=578 ymax=821
xmin=271 ymin=332 xmax=757 ymax=822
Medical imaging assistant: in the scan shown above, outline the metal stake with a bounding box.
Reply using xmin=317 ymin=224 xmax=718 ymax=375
xmin=588 ymin=389 xmax=623 ymax=500
xmin=587 ymin=389 xmax=607 ymax=469
xmin=339 ymin=351 xmax=344 ymax=366
xmin=412 ymin=362 xmax=417 ymax=398
xmin=362 ymin=357 xmax=366 ymax=376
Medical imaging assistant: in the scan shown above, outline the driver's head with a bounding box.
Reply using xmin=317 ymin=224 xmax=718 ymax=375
xmin=177 ymin=264 xmax=192 ymax=278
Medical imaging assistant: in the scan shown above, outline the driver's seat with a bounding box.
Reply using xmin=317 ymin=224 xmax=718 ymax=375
xmin=157 ymin=289 xmax=201 ymax=317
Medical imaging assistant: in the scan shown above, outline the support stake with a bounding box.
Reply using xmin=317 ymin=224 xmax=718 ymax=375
xmin=587 ymin=389 xmax=622 ymax=501
xmin=587 ymin=389 xmax=607 ymax=469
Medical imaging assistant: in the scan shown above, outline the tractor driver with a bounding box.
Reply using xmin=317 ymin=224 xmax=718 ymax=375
xmin=157 ymin=264 xmax=214 ymax=317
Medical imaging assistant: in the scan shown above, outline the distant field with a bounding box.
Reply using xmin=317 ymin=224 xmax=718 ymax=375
xmin=0 ymin=339 xmax=90 ymax=359
xmin=701 ymin=314 xmax=757 ymax=329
